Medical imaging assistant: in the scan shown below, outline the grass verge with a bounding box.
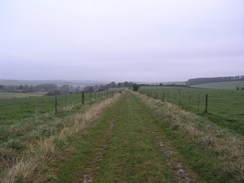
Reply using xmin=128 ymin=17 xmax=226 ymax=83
xmin=135 ymin=91 xmax=244 ymax=183
xmin=1 ymin=92 xmax=122 ymax=182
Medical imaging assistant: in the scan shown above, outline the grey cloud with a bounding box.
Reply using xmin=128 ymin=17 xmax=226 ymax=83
xmin=0 ymin=0 xmax=243 ymax=82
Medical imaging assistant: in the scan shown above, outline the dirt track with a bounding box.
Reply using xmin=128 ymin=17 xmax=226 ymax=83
xmin=64 ymin=92 xmax=201 ymax=182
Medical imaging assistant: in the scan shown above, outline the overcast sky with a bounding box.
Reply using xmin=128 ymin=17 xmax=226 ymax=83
xmin=0 ymin=0 xmax=243 ymax=82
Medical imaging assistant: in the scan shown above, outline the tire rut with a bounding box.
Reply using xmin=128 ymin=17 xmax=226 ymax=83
xmin=136 ymin=92 xmax=201 ymax=183
xmin=78 ymin=92 xmax=201 ymax=182
xmin=81 ymin=107 xmax=120 ymax=183
xmin=125 ymin=92 xmax=199 ymax=182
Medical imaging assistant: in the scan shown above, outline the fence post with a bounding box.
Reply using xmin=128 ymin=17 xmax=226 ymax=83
xmin=55 ymin=95 xmax=58 ymax=113
xmin=82 ymin=91 xmax=85 ymax=105
xmin=90 ymin=92 xmax=92 ymax=102
xmin=198 ymin=93 xmax=200 ymax=110
xmin=188 ymin=91 xmax=191 ymax=107
xmin=178 ymin=89 xmax=181 ymax=105
xmin=204 ymin=94 xmax=208 ymax=113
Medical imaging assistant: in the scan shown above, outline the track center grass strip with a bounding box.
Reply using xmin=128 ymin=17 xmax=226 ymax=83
xmin=57 ymin=91 xmax=200 ymax=182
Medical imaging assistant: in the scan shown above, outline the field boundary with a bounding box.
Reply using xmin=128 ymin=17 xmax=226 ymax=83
xmin=133 ymin=91 xmax=244 ymax=182
xmin=1 ymin=92 xmax=124 ymax=183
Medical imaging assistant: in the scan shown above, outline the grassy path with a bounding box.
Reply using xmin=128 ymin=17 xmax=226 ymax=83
xmin=56 ymin=92 xmax=200 ymax=182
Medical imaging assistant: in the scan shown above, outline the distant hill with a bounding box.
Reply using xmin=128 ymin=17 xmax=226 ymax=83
xmin=0 ymin=79 xmax=107 ymax=87
xmin=191 ymin=81 xmax=244 ymax=90
xmin=186 ymin=75 xmax=244 ymax=86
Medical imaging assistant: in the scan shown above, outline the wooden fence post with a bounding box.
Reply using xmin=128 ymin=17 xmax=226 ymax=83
xmin=178 ymin=89 xmax=181 ymax=105
xmin=82 ymin=91 xmax=85 ymax=105
xmin=55 ymin=95 xmax=58 ymax=113
xmin=188 ymin=91 xmax=191 ymax=107
xmin=204 ymin=94 xmax=208 ymax=113
xmin=65 ymin=94 xmax=68 ymax=107
xmin=198 ymin=93 xmax=200 ymax=110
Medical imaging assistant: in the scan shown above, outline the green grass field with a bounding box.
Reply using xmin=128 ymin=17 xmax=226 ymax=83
xmin=0 ymin=90 xmax=243 ymax=182
xmin=139 ymin=86 xmax=244 ymax=135
xmin=0 ymin=91 xmax=113 ymax=123
xmin=0 ymin=92 xmax=46 ymax=99
xmin=191 ymin=80 xmax=244 ymax=89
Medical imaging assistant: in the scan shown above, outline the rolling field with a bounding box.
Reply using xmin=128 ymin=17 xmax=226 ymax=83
xmin=191 ymin=81 xmax=244 ymax=89
xmin=0 ymin=90 xmax=243 ymax=182
xmin=0 ymin=92 xmax=46 ymax=99
xmin=139 ymin=86 xmax=244 ymax=135
xmin=0 ymin=91 xmax=111 ymax=123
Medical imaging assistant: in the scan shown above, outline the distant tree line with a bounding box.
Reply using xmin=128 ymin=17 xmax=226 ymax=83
xmin=0 ymin=81 xmax=138 ymax=95
xmin=82 ymin=81 xmax=134 ymax=93
xmin=0 ymin=84 xmax=80 ymax=95
xmin=139 ymin=83 xmax=186 ymax=87
xmin=75 ymin=82 xmax=187 ymax=92
xmin=186 ymin=75 xmax=244 ymax=86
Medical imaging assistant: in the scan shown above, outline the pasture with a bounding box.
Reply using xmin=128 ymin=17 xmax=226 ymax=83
xmin=0 ymin=89 xmax=243 ymax=182
xmin=139 ymin=86 xmax=244 ymax=135
xmin=191 ymin=80 xmax=244 ymax=89
xmin=0 ymin=91 xmax=114 ymax=123
xmin=0 ymin=92 xmax=46 ymax=99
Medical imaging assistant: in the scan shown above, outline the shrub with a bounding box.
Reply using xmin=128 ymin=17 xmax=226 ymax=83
xmin=132 ymin=84 xmax=140 ymax=91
